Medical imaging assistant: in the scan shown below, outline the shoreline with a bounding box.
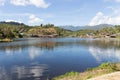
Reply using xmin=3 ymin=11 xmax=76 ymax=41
xmin=88 ymin=71 xmax=120 ymax=80
xmin=53 ymin=62 xmax=120 ymax=80
xmin=0 ymin=38 xmax=13 ymax=42
xmin=1 ymin=37 xmax=120 ymax=42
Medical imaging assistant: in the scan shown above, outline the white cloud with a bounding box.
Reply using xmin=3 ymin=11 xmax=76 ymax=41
xmin=29 ymin=0 xmax=50 ymax=8
xmin=89 ymin=12 xmax=111 ymax=26
xmin=116 ymin=0 xmax=120 ymax=2
xmin=10 ymin=0 xmax=50 ymax=8
xmin=104 ymin=0 xmax=120 ymax=2
xmin=28 ymin=14 xmax=43 ymax=24
xmin=89 ymin=12 xmax=120 ymax=26
xmin=0 ymin=0 xmax=5 ymax=6
xmin=10 ymin=0 xmax=29 ymax=6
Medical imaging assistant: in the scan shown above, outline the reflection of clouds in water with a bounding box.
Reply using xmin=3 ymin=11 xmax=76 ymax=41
xmin=0 ymin=64 xmax=48 ymax=80
xmin=28 ymin=46 xmax=44 ymax=60
xmin=89 ymin=46 xmax=120 ymax=62
xmin=5 ymin=48 xmax=12 ymax=55
xmin=5 ymin=47 xmax=22 ymax=56
xmin=0 ymin=67 xmax=11 ymax=80
xmin=30 ymin=65 xmax=47 ymax=77
xmin=3 ymin=46 xmax=44 ymax=60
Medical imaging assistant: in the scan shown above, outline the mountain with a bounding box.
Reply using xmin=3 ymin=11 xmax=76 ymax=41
xmin=0 ymin=21 xmax=26 ymax=26
xmin=0 ymin=21 xmax=113 ymax=31
xmin=60 ymin=24 xmax=114 ymax=31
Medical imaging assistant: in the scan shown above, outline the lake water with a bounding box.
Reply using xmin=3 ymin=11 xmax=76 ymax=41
xmin=0 ymin=38 xmax=120 ymax=80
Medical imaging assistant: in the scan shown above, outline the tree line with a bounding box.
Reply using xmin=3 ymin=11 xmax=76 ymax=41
xmin=0 ymin=22 xmax=120 ymax=39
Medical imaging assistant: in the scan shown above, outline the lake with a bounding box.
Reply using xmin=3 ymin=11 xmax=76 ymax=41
xmin=0 ymin=38 xmax=120 ymax=80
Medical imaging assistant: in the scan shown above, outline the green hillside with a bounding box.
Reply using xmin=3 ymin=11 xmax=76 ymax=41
xmin=0 ymin=21 xmax=120 ymax=41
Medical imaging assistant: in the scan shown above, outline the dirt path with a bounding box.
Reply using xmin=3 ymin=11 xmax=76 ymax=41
xmin=88 ymin=71 xmax=120 ymax=80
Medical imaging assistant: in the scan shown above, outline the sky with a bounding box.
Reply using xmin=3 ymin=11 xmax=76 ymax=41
xmin=0 ymin=0 xmax=120 ymax=26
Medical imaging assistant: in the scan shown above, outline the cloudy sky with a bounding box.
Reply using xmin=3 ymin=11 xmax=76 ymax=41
xmin=0 ymin=0 xmax=120 ymax=26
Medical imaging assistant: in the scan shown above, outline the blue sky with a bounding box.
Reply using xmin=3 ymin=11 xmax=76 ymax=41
xmin=0 ymin=0 xmax=120 ymax=26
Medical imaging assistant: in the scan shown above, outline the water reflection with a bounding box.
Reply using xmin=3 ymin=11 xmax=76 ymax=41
xmin=0 ymin=38 xmax=120 ymax=80
xmin=88 ymin=39 xmax=120 ymax=63
xmin=0 ymin=63 xmax=48 ymax=80
xmin=28 ymin=46 xmax=44 ymax=60
xmin=5 ymin=46 xmax=22 ymax=56
xmin=89 ymin=46 xmax=120 ymax=62
xmin=1 ymin=38 xmax=120 ymax=63
xmin=0 ymin=38 xmax=86 ymax=60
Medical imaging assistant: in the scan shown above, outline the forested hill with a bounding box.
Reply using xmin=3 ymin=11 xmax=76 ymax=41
xmin=0 ymin=22 xmax=72 ymax=39
xmin=0 ymin=22 xmax=30 ymax=39
xmin=0 ymin=21 xmax=120 ymax=40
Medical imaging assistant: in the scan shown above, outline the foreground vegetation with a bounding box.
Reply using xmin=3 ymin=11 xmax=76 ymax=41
xmin=53 ymin=62 xmax=120 ymax=80
xmin=0 ymin=22 xmax=30 ymax=41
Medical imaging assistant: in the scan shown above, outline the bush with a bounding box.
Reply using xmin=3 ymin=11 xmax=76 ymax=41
xmin=99 ymin=62 xmax=117 ymax=71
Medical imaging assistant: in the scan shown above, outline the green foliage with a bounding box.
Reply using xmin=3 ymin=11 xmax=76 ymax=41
xmin=53 ymin=71 xmax=79 ymax=80
xmin=99 ymin=62 xmax=117 ymax=71
xmin=70 ymin=25 xmax=120 ymax=38
xmin=63 ymin=71 xmax=79 ymax=76
xmin=87 ymin=68 xmax=94 ymax=71
xmin=55 ymin=27 xmax=73 ymax=37
xmin=99 ymin=62 xmax=111 ymax=69
xmin=1 ymin=22 xmax=120 ymax=39
xmin=0 ymin=22 xmax=29 ymax=39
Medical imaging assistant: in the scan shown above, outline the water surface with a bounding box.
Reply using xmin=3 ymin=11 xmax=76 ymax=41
xmin=0 ymin=38 xmax=120 ymax=80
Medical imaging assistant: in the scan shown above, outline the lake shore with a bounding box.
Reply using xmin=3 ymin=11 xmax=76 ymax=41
xmin=0 ymin=38 xmax=13 ymax=42
xmin=53 ymin=63 xmax=120 ymax=80
xmin=88 ymin=71 xmax=120 ymax=80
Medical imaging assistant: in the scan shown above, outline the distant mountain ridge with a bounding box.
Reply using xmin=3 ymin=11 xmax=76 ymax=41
xmin=0 ymin=21 xmax=114 ymax=31
xmin=0 ymin=21 xmax=26 ymax=26
xmin=60 ymin=24 xmax=114 ymax=31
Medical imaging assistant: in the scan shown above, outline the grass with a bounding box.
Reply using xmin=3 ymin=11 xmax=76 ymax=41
xmin=53 ymin=62 xmax=120 ymax=80
xmin=53 ymin=71 xmax=79 ymax=80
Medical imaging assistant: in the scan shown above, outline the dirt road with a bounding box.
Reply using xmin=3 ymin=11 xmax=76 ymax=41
xmin=88 ymin=72 xmax=120 ymax=80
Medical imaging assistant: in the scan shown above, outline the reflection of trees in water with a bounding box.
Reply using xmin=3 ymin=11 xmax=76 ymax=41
xmin=1 ymin=38 xmax=120 ymax=50
xmin=0 ymin=40 xmax=88 ymax=57
xmin=0 ymin=38 xmax=120 ymax=79
xmin=0 ymin=41 xmax=57 ymax=51
xmin=35 ymin=41 xmax=56 ymax=50
xmin=1 ymin=38 xmax=120 ymax=61
xmin=0 ymin=38 xmax=120 ymax=50
xmin=5 ymin=46 xmax=22 ymax=56
xmin=79 ymin=39 xmax=120 ymax=49
xmin=0 ymin=64 xmax=48 ymax=80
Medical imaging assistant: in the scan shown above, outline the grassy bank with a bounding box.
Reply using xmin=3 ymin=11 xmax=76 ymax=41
xmin=0 ymin=38 xmax=13 ymax=42
xmin=53 ymin=62 xmax=120 ymax=80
